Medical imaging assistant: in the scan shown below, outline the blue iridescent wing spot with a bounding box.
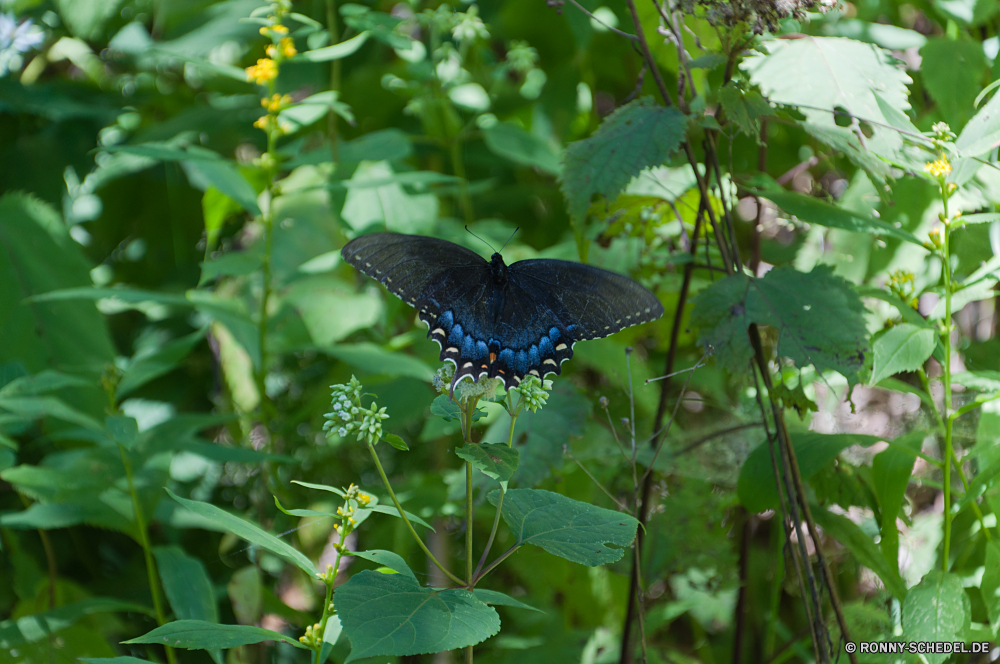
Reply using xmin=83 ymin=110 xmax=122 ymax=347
xmin=514 ymin=350 xmax=529 ymax=374
xmin=528 ymin=345 xmax=540 ymax=367
xmin=448 ymin=324 xmax=464 ymax=346
xmin=462 ymin=335 xmax=476 ymax=358
xmin=539 ymin=336 xmax=554 ymax=356
xmin=549 ymin=327 xmax=561 ymax=343
xmin=476 ymin=340 xmax=489 ymax=359
xmin=440 ymin=311 xmax=454 ymax=328
xmin=499 ymin=348 xmax=515 ymax=368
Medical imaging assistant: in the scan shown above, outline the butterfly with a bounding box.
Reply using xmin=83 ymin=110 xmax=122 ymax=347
xmin=341 ymin=232 xmax=664 ymax=394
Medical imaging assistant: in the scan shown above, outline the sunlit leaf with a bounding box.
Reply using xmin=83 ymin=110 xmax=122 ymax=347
xmin=125 ymin=620 xmax=308 ymax=650
xmin=902 ymin=572 xmax=970 ymax=663
xmin=869 ymin=324 xmax=937 ymax=385
xmin=456 ymin=443 xmax=519 ymax=483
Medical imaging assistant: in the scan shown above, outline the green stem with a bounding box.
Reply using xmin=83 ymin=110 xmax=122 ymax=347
xmin=119 ymin=444 xmax=177 ymax=664
xmin=366 ymin=441 xmax=465 ymax=586
xmin=474 ymin=399 xmax=519 ymax=578
xmin=256 ymin=85 xmax=279 ymax=419
xmin=325 ymin=0 xmax=341 ymax=162
xmin=941 ymin=181 xmax=953 ymax=572
xmin=474 ymin=544 xmax=518 ymax=583
xmin=313 ymin=528 xmax=348 ymax=664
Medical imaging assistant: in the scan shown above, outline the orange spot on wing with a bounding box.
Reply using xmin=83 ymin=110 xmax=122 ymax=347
xmin=489 ymin=352 xmax=497 ymax=363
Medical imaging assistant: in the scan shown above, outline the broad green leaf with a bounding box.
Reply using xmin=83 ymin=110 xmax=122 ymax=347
xmin=955 ymin=85 xmax=1000 ymax=158
xmin=738 ymin=432 xmax=883 ymax=512
xmin=718 ymin=84 xmax=773 ymax=142
xmin=285 ymin=276 xmax=383 ymax=346
xmin=0 ymin=193 xmax=115 ymax=373
xmin=472 ymin=589 xmax=541 ymax=613
xmin=934 ymin=0 xmax=999 ymax=27
xmin=106 ymin=415 xmax=139 ymax=449
xmin=870 ymin=431 xmax=925 ymax=576
xmin=340 ymin=129 xmax=413 ymax=163
xmin=199 ymin=252 xmax=262 ymax=285
xmin=869 ymin=324 xmax=937 ymax=385
xmin=181 ymin=157 xmax=261 ymax=217
xmin=166 ymin=489 xmax=318 ymax=576
xmin=341 ymin=161 xmax=438 ymax=235
xmin=690 ymin=265 xmax=869 ymax=383
xmin=561 ymin=98 xmax=687 ymax=225
xmin=55 ymin=0 xmax=124 ymax=39
xmin=824 ymin=19 xmax=927 ymax=50
xmin=811 ymin=507 xmax=907 ymax=600
xmin=919 ymin=38 xmax=987 ymax=129
xmin=291 ymin=480 xmax=346 ymax=497
xmin=758 ymin=186 xmax=923 ymax=245
xmin=125 ymin=620 xmax=308 ymax=650
xmin=0 ymin=370 xmax=90 ymax=397
xmin=324 ymin=343 xmax=434 ymax=382
xmin=0 ymin=598 xmax=152 ymax=647
xmin=483 ymin=123 xmax=561 ymax=175
xmin=0 ymin=395 xmax=103 ymax=431
xmin=0 ymin=499 xmax=135 ymax=535
xmin=279 ymin=91 xmax=353 ymax=134
xmin=333 ymin=570 xmax=500 ymax=662
xmin=351 ymin=549 xmax=416 ymax=579
xmin=902 ymin=572 xmax=970 ymax=663
xmin=153 ymin=546 xmax=219 ymax=623
xmin=366 ymin=505 xmax=435 ymax=530
xmin=293 ymin=31 xmax=369 ymax=62
xmin=118 ymin=328 xmax=207 ymax=397
xmin=488 ymin=488 xmax=639 ymax=566
xmin=228 ymin=566 xmax=262 ymax=625
xmin=456 ymin=443 xmax=519 ymax=483
xmin=742 ymin=36 xmax=910 ymax=173
xmin=430 ymin=395 xmax=461 ymax=422
xmin=982 ymin=542 xmax=1000 ymax=633
xmin=953 ymin=370 xmax=1000 ymax=394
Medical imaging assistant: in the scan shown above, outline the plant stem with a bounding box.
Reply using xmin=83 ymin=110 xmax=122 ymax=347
xmin=313 ymin=527 xmax=348 ymax=664
xmin=941 ymin=182 xmax=954 ymax=571
xmin=256 ymin=88 xmax=279 ymax=419
xmin=474 ymin=544 xmax=518 ymax=582
xmin=118 ymin=444 xmax=177 ymax=664
xmin=366 ymin=441 xmax=465 ymax=586
xmin=450 ymin=139 xmax=474 ymax=223
xmin=474 ymin=400 xmax=519 ymax=578
xmin=461 ymin=395 xmax=479 ymax=662
xmin=325 ymin=0 xmax=341 ymax=162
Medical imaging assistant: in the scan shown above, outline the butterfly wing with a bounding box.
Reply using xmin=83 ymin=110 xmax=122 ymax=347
xmin=502 ymin=259 xmax=664 ymax=379
xmin=341 ymin=232 xmax=495 ymax=383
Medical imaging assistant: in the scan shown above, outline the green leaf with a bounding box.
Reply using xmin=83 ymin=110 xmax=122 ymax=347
xmin=955 ymin=84 xmax=1000 ymax=158
xmin=811 ymin=506 xmax=907 ymax=600
xmin=341 ymin=161 xmax=438 ymax=235
xmin=366 ymin=505 xmax=435 ymax=530
xmin=757 ymin=186 xmax=923 ymax=245
xmin=228 ymin=566 xmax=262 ymax=625
xmin=333 ymin=570 xmax=500 ymax=662
xmin=293 ymin=31 xmax=369 ymax=62
xmin=718 ymin=84 xmax=773 ymax=142
xmin=55 ymin=0 xmax=124 ymax=39
xmin=919 ymin=38 xmax=987 ymax=129
xmin=199 ymin=252 xmax=262 ymax=285
xmin=738 ymin=432 xmax=883 ymax=512
xmin=118 ymin=328 xmax=208 ymax=397
xmin=472 ymin=589 xmax=541 ymax=613
xmin=80 ymin=658 xmax=153 ymax=664
xmin=690 ymin=265 xmax=869 ymax=382
xmin=456 ymin=443 xmax=519 ymax=483
xmin=153 ymin=546 xmax=219 ymax=623
xmin=0 ymin=193 xmax=115 ymax=373
xmin=291 ymin=480 xmax=345 ymax=497
xmin=0 ymin=598 xmax=153 ymax=647
xmin=483 ymin=123 xmax=561 ymax=175
xmin=870 ymin=431 xmax=925 ymax=576
xmin=0 ymin=370 xmax=91 ymax=397
xmin=279 ymin=91 xmax=353 ymax=134
xmin=869 ymin=324 xmax=937 ymax=386
xmin=323 ymin=343 xmax=434 ymax=382
xmin=0 ymin=499 xmax=134 ymax=535
xmin=488 ymin=488 xmax=639 ymax=566
xmin=285 ymin=276 xmax=384 ymax=346
xmin=383 ymin=433 xmax=409 ymax=451
xmin=351 ymin=549 xmax=416 ymax=579
xmin=181 ymin=158 xmax=261 ymax=216
xmin=0 ymin=395 xmax=103 ymax=431
xmin=106 ymin=415 xmax=139 ymax=449
xmin=982 ymin=541 xmax=1000 ymax=633
xmin=742 ymin=36 xmax=911 ymax=173
xmin=953 ymin=370 xmax=1000 ymax=394
xmin=902 ymin=572 xmax=971 ymax=663
xmin=124 ymin=620 xmax=308 ymax=651
xmin=430 ymin=395 xmax=461 ymax=422
xmin=561 ymin=98 xmax=687 ymax=226
xmin=166 ymin=489 xmax=318 ymax=576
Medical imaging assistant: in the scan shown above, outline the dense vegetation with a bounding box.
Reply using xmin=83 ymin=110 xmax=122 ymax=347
xmin=2 ymin=0 xmax=1000 ymax=662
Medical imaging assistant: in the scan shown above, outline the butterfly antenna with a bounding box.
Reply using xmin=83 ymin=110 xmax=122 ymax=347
xmin=464 ymin=225 xmax=497 ymax=253
xmin=500 ymin=227 xmax=520 ymax=253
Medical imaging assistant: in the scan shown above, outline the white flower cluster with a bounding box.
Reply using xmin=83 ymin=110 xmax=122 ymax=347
xmin=514 ymin=375 xmax=552 ymax=413
xmin=322 ymin=376 xmax=389 ymax=444
xmin=432 ymin=363 xmax=503 ymax=402
xmin=0 ymin=13 xmax=44 ymax=77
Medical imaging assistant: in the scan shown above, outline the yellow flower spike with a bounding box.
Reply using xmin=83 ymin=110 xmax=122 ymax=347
xmin=266 ymin=45 xmax=276 ymax=58
xmin=924 ymin=153 xmax=952 ymax=179
xmin=279 ymin=37 xmax=297 ymax=58
xmin=245 ymin=58 xmax=278 ymax=84
xmin=253 ymin=115 xmax=272 ymax=131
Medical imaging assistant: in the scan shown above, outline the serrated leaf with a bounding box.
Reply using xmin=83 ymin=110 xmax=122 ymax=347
xmin=166 ymin=489 xmax=317 ymax=576
xmin=455 ymin=443 xmax=519 ymax=483
xmin=488 ymin=488 xmax=638 ymax=566
xmin=690 ymin=265 xmax=869 ymax=382
xmin=718 ymin=84 xmax=773 ymax=142
xmin=738 ymin=432 xmax=883 ymax=513
xmin=384 ymin=433 xmax=409 ymax=451
xmin=333 ymin=570 xmax=500 ymax=662
xmin=561 ymin=98 xmax=686 ymax=225
xmin=430 ymin=395 xmax=461 ymax=421
xmin=869 ymin=324 xmax=937 ymax=385
xmin=124 ymin=620 xmax=308 ymax=650
xmin=811 ymin=506 xmax=907 ymax=600
xmin=902 ymin=572 xmax=970 ymax=663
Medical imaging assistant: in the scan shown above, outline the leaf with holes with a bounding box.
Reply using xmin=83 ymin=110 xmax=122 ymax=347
xmin=690 ymin=265 xmax=868 ymax=384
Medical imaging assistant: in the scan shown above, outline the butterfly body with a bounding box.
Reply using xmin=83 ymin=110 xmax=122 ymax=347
xmin=341 ymin=233 xmax=663 ymax=391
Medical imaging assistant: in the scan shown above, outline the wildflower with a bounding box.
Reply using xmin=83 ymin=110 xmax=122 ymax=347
xmin=515 ymin=375 xmax=552 ymax=413
xmin=260 ymin=24 xmax=289 ymax=37
xmin=924 ymin=154 xmax=951 ymax=179
xmin=927 ymin=227 xmax=943 ymax=250
xmin=279 ymin=37 xmax=297 ymax=58
xmin=358 ymin=402 xmax=389 ymax=444
xmin=456 ymin=375 xmax=502 ymax=402
xmin=246 ymin=58 xmax=278 ymax=84
xmin=253 ymin=115 xmax=277 ymax=132
xmin=506 ymin=41 xmax=538 ymax=74
xmin=433 ymin=364 xmax=456 ymax=395
xmin=0 ymin=13 xmax=44 ymax=76
xmin=298 ymin=623 xmax=323 ymax=647
xmin=261 ymin=94 xmax=291 ymax=112
xmin=357 ymin=492 xmax=371 ymax=506
xmin=452 ymin=6 xmax=489 ymax=43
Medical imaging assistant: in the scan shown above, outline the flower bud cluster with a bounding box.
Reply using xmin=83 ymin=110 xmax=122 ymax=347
xmin=322 ymin=377 xmax=390 ymax=444
xmin=886 ymin=269 xmax=918 ymax=310
xmin=299 ymin=622 xmax=323 ymax=647
xmin=514 ymin=375 xmax=553 ymax=413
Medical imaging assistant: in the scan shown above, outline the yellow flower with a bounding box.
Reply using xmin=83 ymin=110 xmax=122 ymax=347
xmin=246 ymin=58 xmax=277 ymax=84
xmin=924 ymin=154 xmax=952 ymax=179
xmin=260 ymin=24 xmax=289 ymax=37
xmin=253 ymin=115 xmax=272 ymax=131
xmin=357 ymin=492 xmax=371 ymax=506
xmin=266 ymin=45 xmax=276 ymax=58
xmin=280 ymin=37 xmax=297 ymax=58
xmin=261 ymin=93 xmax=291 ymax=112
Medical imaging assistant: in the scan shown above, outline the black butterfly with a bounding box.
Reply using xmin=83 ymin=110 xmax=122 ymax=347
xmin=341 ymin=233 xmax=664 ymax=393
